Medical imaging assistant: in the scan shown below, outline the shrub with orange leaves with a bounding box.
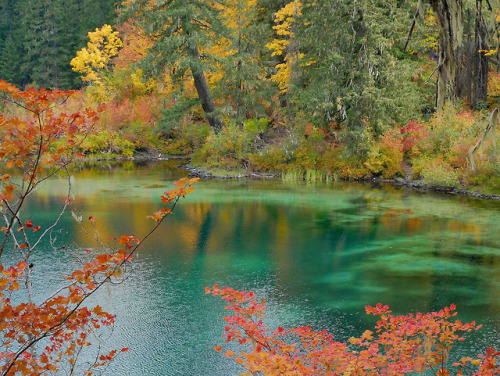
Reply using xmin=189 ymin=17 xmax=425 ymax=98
xmin=0 ymin=81 xmax=197 ymax=375
xmin=365 ymin=128 xmax=405 ymax=178
xmin=96 ymin=95 xmax=162 ymax=151
xmin=207 ymin=285 xmax=499 ymax=375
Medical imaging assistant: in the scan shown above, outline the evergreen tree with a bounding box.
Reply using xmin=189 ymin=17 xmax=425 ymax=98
xmin=81 ymin=0 xmax=119 ymax=44
xmin=56 ymin=0 xmax=85 ymax=88
xmin=0 ymin=0 xmax=28 ymax=86
xmin=0 ymin=0 xmax=116 ymax=89
xmin=21 ymin=0 xmax=89 ymax=89
xmin=0 ymin=0 xmax=12 ymax=43
xmin=294 ymin=0 xmax=421 ymax=149
xmin=215 ymin=0 xmax=273 ymax=122
xmin=0 ymin=35 xmax=21 ymax=84
xmin=121 ymin=0 xmax=226 ymax=132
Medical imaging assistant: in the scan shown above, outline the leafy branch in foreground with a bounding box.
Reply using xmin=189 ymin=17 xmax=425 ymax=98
xmin=207 ymin=285 xmax=500 ymax=375
xmin=0 ymin=80 xmax=198 ymax=375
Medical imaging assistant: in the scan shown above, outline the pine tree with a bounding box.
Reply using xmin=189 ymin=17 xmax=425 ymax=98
xmin=1 ymin=0 xmax=116 ymax=89
xmin=81 ymin=0 xmax=118 ymax=44
xmin=121 ymin=0 xmax=226 ymax=132
xmin=0 ymin=35 xmax=21 ymax=84
xmin=294 ymin=0 xmax=420 ymax=148
xmin=17 ymin=0 xmax=63 ymax=88
xmin=0 ymin=1 xmax=12 ymax=43
xmin=0 ymin=0 xmax=27 ymax=86
xmin=215 ymin=0 xmax=273 ymax=122
xmin=55 ymin=0 xmax=85 ymax=89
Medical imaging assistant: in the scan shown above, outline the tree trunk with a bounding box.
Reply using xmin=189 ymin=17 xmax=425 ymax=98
xmin=189 ymin=46 xmax=224 ymax=133
xmin=236 ymin=9 xmax=243 ymax=120
xmin=465 ymin=8 xmax=473 ymax=104
xmin=472 ymin=0 xmax=489 ymax=109
xmin=430 ymin=0 xmax=463 ymax=112
xmin=454 ymin=7 xmax=472 ymax=102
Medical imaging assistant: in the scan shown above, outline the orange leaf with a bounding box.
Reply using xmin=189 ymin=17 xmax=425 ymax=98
xmin=96 ymin=254 xmax=111 ymax=264
xmin=174 ymin=178 xmax=187 ymax=188
xmin=5 ymin=160 xmax=15 ymax=169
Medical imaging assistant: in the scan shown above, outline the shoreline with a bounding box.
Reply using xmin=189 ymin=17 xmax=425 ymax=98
xmin=180 ymin=161 xmax=500 ymax=201
xmin=74 ymin=154 xmax=190 ymax=163
xmin=75 ymin=155 xmax=500 ymax=201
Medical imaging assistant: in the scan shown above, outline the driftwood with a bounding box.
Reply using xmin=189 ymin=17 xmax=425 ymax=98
xmin=469 ymin=106 xmax=498 ymax=170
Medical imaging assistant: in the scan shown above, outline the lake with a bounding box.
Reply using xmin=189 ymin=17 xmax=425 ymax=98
xmin=22 ymin=160 xmax=500 ymax=375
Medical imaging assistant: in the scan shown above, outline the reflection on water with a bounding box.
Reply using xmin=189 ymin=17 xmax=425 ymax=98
xmin=23 ymin=160 xmax=500 ymax=375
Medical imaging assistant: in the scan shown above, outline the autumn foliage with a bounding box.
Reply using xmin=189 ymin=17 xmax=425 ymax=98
xmin=70 ymin=25 xmax=123 ymax=85
xmin=207 ymin=285 xmax=500 ymax=375
xmin=0 ymin=81 xmax=197 ymax=375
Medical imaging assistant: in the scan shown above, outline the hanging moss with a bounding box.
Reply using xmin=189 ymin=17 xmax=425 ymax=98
xmin=429 ymin=0 xmax=463 ymax=111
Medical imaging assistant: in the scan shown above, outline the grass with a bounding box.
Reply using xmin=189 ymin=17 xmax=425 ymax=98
xmin=282 ymin=169 xmax=334 ymax=183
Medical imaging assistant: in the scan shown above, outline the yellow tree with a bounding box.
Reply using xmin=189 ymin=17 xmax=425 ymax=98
xmin=70 ymin=24 xmax=123 ymax=98
xmin=266 ymin=0 xmax=304 ymax=94
xmin=211 ymin=0 xmax=271 ymax=120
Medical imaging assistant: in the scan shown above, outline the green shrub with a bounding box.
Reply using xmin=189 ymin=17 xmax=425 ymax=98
xmin=248 ymin=147 xmax=289 ymax=172
xmin=192 ymin=125 xmax=256 ymax=172
xmin=77 ymin=130 xmax=135 ymax=157
xmin=320 ymin=145 xmax=369 ymax=179
xmin=162 ymin=123 xmax=211 ymax=156
xmin=257 ymin=118 xmax=269 ymax=131
xmin=461 ymin=142 xmax=500 ymax=194
xmin=419 ymin=157 xmax=460 ymax=188
xmin=244 ymin=118 xmax=269 ymax=133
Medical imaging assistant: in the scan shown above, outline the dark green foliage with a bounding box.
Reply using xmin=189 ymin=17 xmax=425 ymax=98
xmin=121 ymin=0 xmax=226 ymax=131
xmin=0 ymin=0 xmax=116 ymax=89
xmin=121 ymin=0 xmax=226 ymax=79
xmin=214 ymin=1 xmax=274 ymax=123
xmin=0 ymin=35 xmax=21 ymax=84
xmin=80 ymin=0 xmax=119 ymax=43
xmin=0 ymin=0 xmax=27 ymax=86
xmin=293 ymin=0 xmax=423 ymax=148
xmin=156 ymin=98 xmax=200 ymax=136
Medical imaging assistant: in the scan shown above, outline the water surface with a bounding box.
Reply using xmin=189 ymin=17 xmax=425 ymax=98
xmin=23 ymin=160 xmax=500 ymax=375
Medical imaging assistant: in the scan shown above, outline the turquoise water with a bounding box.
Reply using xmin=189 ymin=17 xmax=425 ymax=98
xmin=22 ymin=160 xmax=500 ymax=375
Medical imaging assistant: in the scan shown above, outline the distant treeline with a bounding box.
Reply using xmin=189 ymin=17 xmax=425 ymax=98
xmin=0 ymin=0 xmax=117 ymax=89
